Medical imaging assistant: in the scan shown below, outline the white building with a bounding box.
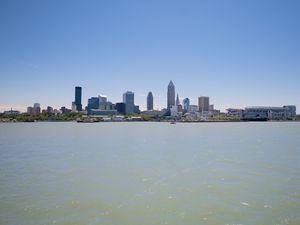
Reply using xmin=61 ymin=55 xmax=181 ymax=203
xmin=170 ymin=105 xmax=178 ymax=117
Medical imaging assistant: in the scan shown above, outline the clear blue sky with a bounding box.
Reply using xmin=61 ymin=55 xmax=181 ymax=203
xmin=1 ymin=0 xmax=300 ymax=112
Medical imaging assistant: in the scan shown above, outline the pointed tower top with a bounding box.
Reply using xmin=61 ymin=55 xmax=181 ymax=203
xmin=168 ymin=80 xmax=174 ymax=86
xmin=176 ymin=94 xmax=180 ymax=106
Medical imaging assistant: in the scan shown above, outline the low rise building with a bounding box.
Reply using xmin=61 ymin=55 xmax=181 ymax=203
xmin=90 ymin=109 xmax=118 ymax=116
xmin=3 ymin=109 xmax=21 ymax=115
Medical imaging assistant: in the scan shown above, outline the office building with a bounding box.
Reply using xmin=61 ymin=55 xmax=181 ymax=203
xmin=189 ymin=105 xmax=198 ymax=112
xmin=60 ymin=106 xmax=71 ymax=114
xmin=47 ymin=106 xmax=53 ymax=116
xmin=123 ymin=91 xmax=134 ymax=114
xmin=26 ymin=103 xmax=41 ymax=115
xmin=176 ymin=94 xmax=180 ymax=106
xmin=27 ymin=107 xmax=34 ymax=115
xmin=183 ymin=98 xmax=190 ymax=112
xmin=198 ymin=96 xmax=209 ymax=112
xmin=115 ymin=102 xmax=126 ymax=114
xmin=75 ymin=86 xmax=82 ymax=111
xmin=33 ymin=103 xmax=41 ymax=114
xmin=147 ymin=92 xmax=153 ymax=110
xmin=87 ymin=97 xmax=100 ymax=114
xmin=71 ymin=102 xmax=77 ymax=112
xmin=170 ymin=105 xmax=178 ymax=117
xmin=167 ymin=80 xmax=175 ymax=109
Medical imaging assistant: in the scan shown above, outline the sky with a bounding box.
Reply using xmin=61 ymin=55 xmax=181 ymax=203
xmin=0 ymin=0 xmax=300 ymax=112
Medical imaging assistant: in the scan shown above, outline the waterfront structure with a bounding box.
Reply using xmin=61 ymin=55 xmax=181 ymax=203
xmin=243 ymin=106 xmax=297 ymax=120
xmin=198 ymin=96 xmax=209 ymax=113
xmin=90 ymin=109 xmax=117 ymax=116
xmin=147 ymin=92 xmax=153 ymax=110
xmin=123 ymin=91 xmax=134 ymax=114
xmin=3 ymin=109 xmax=20 ymax=115
xmin=75 ymin=86 xmax=82 ymax=111
xmin=209 ymin=104 xmax=214 ymax=111
xmin=167 ymin=81 xmax=175 ymax=109
xmin=142 ymin=110 xmax=165 ymax=117
xmin=183 ymin=98 xmax=190 ymax=112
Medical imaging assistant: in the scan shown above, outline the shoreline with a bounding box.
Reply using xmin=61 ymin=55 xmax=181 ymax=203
xmin=0 ymin=120 xmax=299 ymax=124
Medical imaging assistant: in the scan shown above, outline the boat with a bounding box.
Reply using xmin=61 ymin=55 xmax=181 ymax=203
xmin=170 ymin=121 xmax=176 ymax=124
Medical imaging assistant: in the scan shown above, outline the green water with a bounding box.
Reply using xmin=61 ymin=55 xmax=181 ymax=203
xmin=0 ymin=122 xmax=299 ymax=225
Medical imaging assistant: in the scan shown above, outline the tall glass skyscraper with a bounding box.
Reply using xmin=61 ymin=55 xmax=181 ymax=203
xmin=75 ymin=86 xmax=82 ymax=111
xmin=183 ymin=98 xmax=190 ymax=112
xmin=123 ymin=91 xmax=134 ymax=114
xmin=167 ymin=80 xmax=175 ymax=109
xmin=147 ymin=92 xmax=153 ymax=110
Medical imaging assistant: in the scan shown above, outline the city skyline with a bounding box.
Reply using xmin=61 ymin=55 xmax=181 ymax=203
xmin=1 ymin=1 xmax=300 ymax=112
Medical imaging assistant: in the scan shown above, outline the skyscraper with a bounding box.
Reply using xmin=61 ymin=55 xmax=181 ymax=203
xmin=87 ymin=97 xmax=100 ymax=114
xmin=176 ymin=94 xmax=180 ymax=106
xmin=123 ymin=91 xmax=134 ymax=114
xmin=167 ymin=80 xmax=175 ymax=109
xmin=75 ymin=86 xmax=82 ymax=111
xmin=198 ymin=96 xmax=210 ymax=112
xmin=147 ymin=92 xmax=153 ymax=110
xmin=183 ymin=98 xmax=190 ymax=112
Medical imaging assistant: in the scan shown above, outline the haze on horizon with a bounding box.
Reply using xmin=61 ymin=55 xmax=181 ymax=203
xmin=0 ymin=0 xmax=300 ymax=113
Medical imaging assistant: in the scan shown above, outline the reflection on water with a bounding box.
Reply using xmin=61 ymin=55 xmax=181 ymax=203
xmin=0 ymin=122 xmax=300 ymax=225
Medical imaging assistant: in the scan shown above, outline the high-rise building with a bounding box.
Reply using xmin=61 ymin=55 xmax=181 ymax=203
xmin=176 ymin=94 xmax=180 ymax=106
xmin=198 ymin=96 xmax=210 ymax=112
xmin=283 ymin=105 xmax=297 ymax=118
xmin=98 ymin=95 xmax=108 ymax=110
xmin=99 ymin=95 xmax=107 ymax=105
xmin=115 ymin=102 xmax=126 ymax=114
xmin=47 ymin=106 xmax=53 ymax=116
xmin=75 ymin=86 xmax=82 ymax=111
xmin=167 ymin=80 xmax=175 ymax=109
xmin=147 ymin=92 xmax=153 ymax=110
xmin=183 ymin=98 xmax=190 ymax=112
xmin=123 ymin=91 xmax=134 ymax=114
xmin=27 ymin=106 xmax=34 ymax=115
xmin=87 ymin=97 xmax=100 ymax=114
xmin=33 ymin=103 xmax=41 ymax=114
xmin=27 ymin=103 xmax=41 ymax=115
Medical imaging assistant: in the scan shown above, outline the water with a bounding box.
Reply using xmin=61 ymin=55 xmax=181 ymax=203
xmin=0 ymin=122 xmax=299 ymax=225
